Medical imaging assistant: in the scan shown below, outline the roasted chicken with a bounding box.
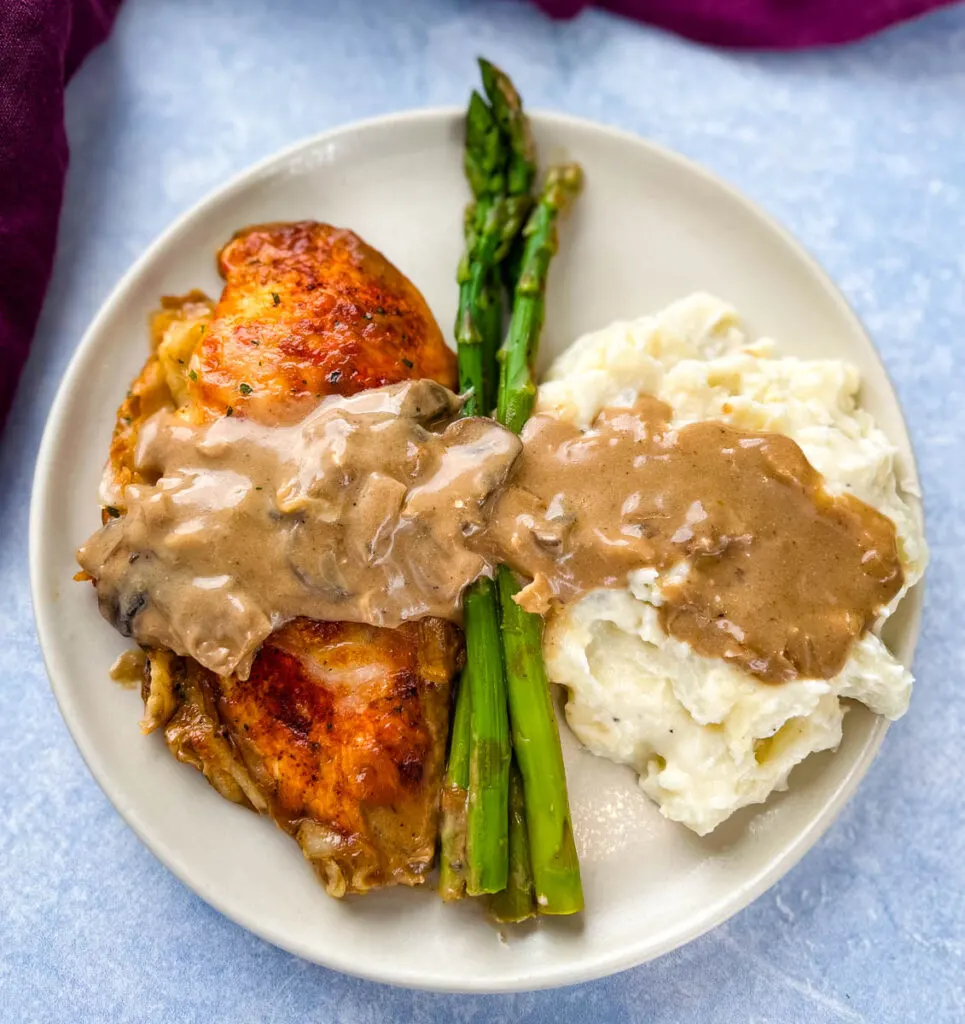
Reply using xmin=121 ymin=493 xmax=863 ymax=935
xmin=105 ymin=222 xmax=462 ymax=896
xmin=192 ymin=221 xmax=456 ymax=424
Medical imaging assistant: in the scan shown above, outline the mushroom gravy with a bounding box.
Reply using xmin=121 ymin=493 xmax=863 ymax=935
xmin=78 ymin=380 xmax=903 ymax=683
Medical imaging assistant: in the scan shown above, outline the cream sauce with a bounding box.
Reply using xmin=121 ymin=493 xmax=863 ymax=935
xmin=77 ymin=381 xmax=903 ymax=684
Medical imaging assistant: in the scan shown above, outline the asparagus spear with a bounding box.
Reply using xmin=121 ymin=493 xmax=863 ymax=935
xmin=438 ymin=664 xmax=471 ymax=901
xmin=498 ymin=566 xmax=583 ymax=914
xmin=456 ymin=62 xmax=536 ymax=415
xmin=463 ymin=89 xmax=504 ymax=200
xmin=497 ymin=163 xmax=583 ymax=432
xmin=488 ymin=757 xmax=536 ymax=923
xmin=464 ymin=577 xmax=510 ymax=894
xmin=495 ymin=164 xmax=585 ymax=915
xmin=445 ymin=59 xmax=536 ymax=896
xmin=472 ymin=65 xmax=543 ymax=918
xmin=451 ymin=264 xmax=510 ymax=893
xmin=478 ymin=58 xmax=536 ymax=200
xmin=455 ymin=200 xmax=515 ymax=414
xmin=456 ymin=92 xmax=504 ymax=416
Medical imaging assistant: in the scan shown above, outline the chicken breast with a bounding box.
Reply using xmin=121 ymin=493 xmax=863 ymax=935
xmin=216 ymin=619 xmax=458 ymax=893
xmin=104 ymin=222 xmax=461 ymax=896
xmin=191 ymin=221 xmax=457 ymax=423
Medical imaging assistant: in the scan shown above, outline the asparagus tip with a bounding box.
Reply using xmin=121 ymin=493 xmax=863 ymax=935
xmin=477 ymin=57 xmax=510 ymax=104
xmin=478 ymin=58 xmax=523 ymax=118
xmin=465 ymin=89 xmax=491 ymax=135
xmin=544 ymin=162 xmax=584 ymax=212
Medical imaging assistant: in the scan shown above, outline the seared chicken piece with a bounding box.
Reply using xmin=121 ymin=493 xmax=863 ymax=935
xmin=191 ymin=221 xmax=456 ymax=423
xmin=147 ymin=648 xmax=268 ymax=812
xmin=143 ymin=620 xmax=460 ymax=893
xmin=106 ymin=222 xmax=461 ymax=895
xmin=218 ymin=619 xmax=457 ymax=893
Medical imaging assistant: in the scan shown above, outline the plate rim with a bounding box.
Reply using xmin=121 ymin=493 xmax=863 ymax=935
xmin=29 ymin=105 xmax=921 ymax=993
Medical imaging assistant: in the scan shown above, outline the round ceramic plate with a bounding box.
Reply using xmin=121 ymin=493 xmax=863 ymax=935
xmin=31 ymin=110 xmax=923 ymax=992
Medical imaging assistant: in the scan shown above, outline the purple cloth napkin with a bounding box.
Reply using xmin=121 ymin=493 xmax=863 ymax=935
xmin=0 ymin=0 xmax=121 ymax=426
xmin=535 ymin=0 xmax=957 ymax=48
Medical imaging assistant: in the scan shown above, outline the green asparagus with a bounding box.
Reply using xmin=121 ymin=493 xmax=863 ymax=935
xmin=464 ymin=577 xmax=510 ymax=894
xmin=488 ymin=757 xmax=536 ymax=923
xmin=444 ymin=59 xmax=536 ymax=898
xmin=444 ymin=60 xmax=584 ymax=917
xmin=478 ymin=58 xmax=536 ymax=200
xmin=495 ymin=165 xmax=585 ymax=915
xmin=455 ymin=61 xmax=536 ymax=415
xmin=497 ymin=163 xmax=583 ymax=432
xmin=438 ymin=664 xmax=472 ymax=901
xmin=498 ymin=566 xmax=583 ymax=914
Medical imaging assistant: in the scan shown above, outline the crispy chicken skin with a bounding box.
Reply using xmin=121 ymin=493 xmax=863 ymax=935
xmin=145 ymin=649 xmax=268 ymax=813
xmin=103 ymin=222 xmax=462 ymax=896
xmin=190 ymin=221 xmax=457 ymax=423
xmin=213 ymin=619 xmax=458 ymax=894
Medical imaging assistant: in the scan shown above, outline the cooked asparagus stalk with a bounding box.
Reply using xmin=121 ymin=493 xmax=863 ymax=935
xmin=478 ymin=58 xmax=536 ymax=201
xmin=497 ymin=566 xmax=583 ymax=914
xmin=464 ymin=577 xmax=510 ymax=894
xmin=488 ymin=757 xmax=536 ymax=923
xmin=445 ymin=59 xmax=535 ymax=896
xmin=446 ymin=62 xmax=583 ymax=913
xmin=497 ymin=163 xmax=583 ymax=432
xmin=455 ymin=199 xmax=514 ymax=414
xmin=456 ymin=61 xmax=536 ymax=415
xmin=495 ymin=165 xmax=585 ymax=915
xmin=438 ymin=665 xmax=472 ymax=900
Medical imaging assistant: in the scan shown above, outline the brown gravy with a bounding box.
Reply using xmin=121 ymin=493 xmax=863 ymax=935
xmin=78 ymin=381 xmax=520 ymax=678
xmin=77 ymin=381 xmax=903 ymax=684
xmin=490 ymin=397 xmax=903 ymax=682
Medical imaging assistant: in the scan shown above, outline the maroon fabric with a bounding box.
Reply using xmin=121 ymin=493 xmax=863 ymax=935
xmin=535 ymin=0 xmax=958 ymax=48
xmin=0 ymin=0 xmax=121 ymax=426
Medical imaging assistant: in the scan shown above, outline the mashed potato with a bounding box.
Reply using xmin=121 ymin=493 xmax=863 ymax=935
xmin=540 ymin=293 xmax=927 ymax=835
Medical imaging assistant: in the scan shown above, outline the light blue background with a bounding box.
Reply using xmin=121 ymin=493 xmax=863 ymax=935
xmin=2 ymin=1 xmax=962 ymax=1020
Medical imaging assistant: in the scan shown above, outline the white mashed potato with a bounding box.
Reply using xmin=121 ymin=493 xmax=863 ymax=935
xmin=539 ymin=293 xmax=927 ymax=835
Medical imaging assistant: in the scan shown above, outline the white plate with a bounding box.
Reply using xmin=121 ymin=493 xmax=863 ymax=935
xmin=30 ymin=109 xmax=923 ymax=992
